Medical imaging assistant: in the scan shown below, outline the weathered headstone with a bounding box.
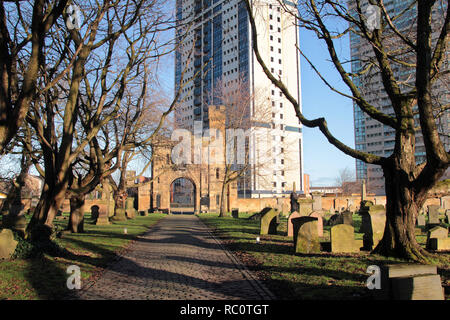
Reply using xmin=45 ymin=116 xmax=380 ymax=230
xmin=292 ymin=217 xmax=320 ymax=254
xmin=416 ymin=215 xmax=426 ymax=227
xmin=125 ymin=197 xmax=136 ymax=219
xmin=427 ymin=205 xmax=440 ymax=225
xmin=111 ymin=208 xmax=127 ymax=222
xmin=441 ymin=195 xmax=450 ymax=210
xmin=260 ymin=208 xmax=279 ymax=235
xmin=311 ymin=193 xmax=322 ymax=211
xmin=341 ymin=211 xmax=353 ymax=226
xmin=287 ymin=211 xmax=300 ymax=237
xmin=0 ymin=229 xmax=18 ymax=260
xmin=379 ymin=264 xmax=444 ymax=300
xmin=426 ymin=226 xmax=448 ymax=250
xmin=298 ymin=198 xmax=314 ymax=217
xmin=309 ymin=211 xmax=323 ymax=237
xmin=231 ymin=208 xmax=239 ymax=219
xmin=359 ymin=201 xmax=386 ymax=250
xmin=94 ymin=206 xmax=110 ymax=225
xmin=330 ymin=224 xmax=362 ymax=253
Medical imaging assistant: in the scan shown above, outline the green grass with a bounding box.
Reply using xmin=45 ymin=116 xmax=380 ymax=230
xmin=0 ymin=213 xmax=166 ymax=300
xmin=199 ymin=213 xmax=450 ymax=300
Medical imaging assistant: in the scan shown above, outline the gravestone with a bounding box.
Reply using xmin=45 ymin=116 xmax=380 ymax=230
xmin=427 ymin=205 xmax=440 ymax=225
xmin=416 ymin=215 xmax=426 ymax=227
xmin=342 ymin=211 xmax=353 ymax=226
xmin=232 ymin=208 xmax=239 ymax=219
xmin=292 ymin=217 xmax=320 ymax=254
xmin=445 ymin=209 xmax=450 ymax=224
xmin=426 ymin=226 xmax=448 ymax=250
xmin=298 ymin=198 xmax=314 ymax=217
xmin=441 ymin=196 xmax=450 ymax=210
xmin=309 ymin=211 xmax=323 ymax=237
xmin=0 ymin=229 xmax=18 ymax=260
xmin=379 ymin=264 xmax=444 ymax=300
xmin=94 ymin=206 xmax=109 ymax=225
xmin=287 ymin=211 xmax=300 ymax=237
xmin=311 ymin=193 xmax=322 ymax=211
xmin=259 ymin=208 xmax=280 ymax=235
xmin=359 ymin=201 xmax=386 ymax=250
xmin=330 ymin=224 xmax=362 ymax=253
xmin=111 ymin=208 xmax=127 ymax=222
xmin=125 ymin=197 xmax=136 ymax=219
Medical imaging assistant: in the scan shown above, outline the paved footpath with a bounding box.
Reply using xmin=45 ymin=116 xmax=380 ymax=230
xmin=75 ymin=215 xmax=275 ymax=300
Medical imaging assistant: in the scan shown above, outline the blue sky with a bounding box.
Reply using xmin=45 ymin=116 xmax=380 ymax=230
xmin=298 ymin=27 xmax=356 ymax=187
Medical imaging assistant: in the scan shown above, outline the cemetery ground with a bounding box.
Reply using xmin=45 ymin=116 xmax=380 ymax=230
xmin=199 ymin=213 xmax=450 ymax=300
xmin=0 ymin=213 xmax=166 ymax=300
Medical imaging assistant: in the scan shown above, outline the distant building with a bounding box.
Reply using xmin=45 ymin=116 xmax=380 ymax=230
xmin=309 ymin=186 xmax=341 ymax=194
xmin=174 ymin=0 xmax=304 ymax=197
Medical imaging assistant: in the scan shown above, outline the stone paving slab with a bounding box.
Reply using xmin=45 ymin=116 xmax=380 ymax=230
xmin=75 ymin=215 xmax=275 ymax=300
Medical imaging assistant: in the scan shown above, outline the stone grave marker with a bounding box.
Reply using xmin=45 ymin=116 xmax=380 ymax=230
xmin=416 ymin=215 xmax=426 ymax=227
xmin=292 ymin=216 xmax=320 ymax=254
xmin=231 ymin=208 xmax=239 ymax=219
xmin=298 ymin=198 xmax=314 ymax=217
xmin=330 ymin=224 xmax=362 ymax=253
xmin=94 ymin=205 xmax=110 ymax=225
xmin=111 ymin=208 xmax=127 ymax=222
xmin=427 ymin=205 xmax=440 ymax=225
xmin=0 ymin=229 xmax=18 ymax=260
xmin=342 ymin=211 xmax=353 ymax=226
xmin=125 ymin=197 xmax=136 ymax=219
xmin=359 ymin=202 xmax=386 ymax=250
xmin=309 ymin=211 xmax=323 ymax=237
xmin=259 ymin=208 xmax=280 ymax=235
xmin=287 ymin=211 xmax=300 ymax=237
xmin=312 ymin=193 xmax=322 ymax=211
xmin=426 ymin=226 xmax=449 ymax=251
xmin=379 ymin=264 xmax=444 ymax=300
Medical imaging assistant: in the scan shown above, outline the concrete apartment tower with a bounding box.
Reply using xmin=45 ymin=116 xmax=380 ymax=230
xmin=350 ymin=0 xmax=449 ymax=195
xmin=174 ymin=0 xmax=304 ymax=198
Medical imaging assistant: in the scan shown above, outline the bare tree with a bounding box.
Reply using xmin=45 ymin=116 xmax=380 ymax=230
xmin=244 ymin=0 xmax=449 ymax=261
xmin=24 ymin=0 xmax=176 ymax=240
xmin=210 ymin=74 xmax=278 ymax=216
xmin=0 ymin=0 xmax=70 ymax=154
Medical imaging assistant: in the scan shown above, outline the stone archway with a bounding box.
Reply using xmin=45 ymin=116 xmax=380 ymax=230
xmin=170 ymin=177 xmax=197 ymax=214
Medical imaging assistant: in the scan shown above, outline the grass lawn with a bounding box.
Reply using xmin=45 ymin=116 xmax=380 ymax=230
xmin=0 ymin=213 xmax=166 ymax=300
xmin=199 ymin=212 xmax=450 ymax=300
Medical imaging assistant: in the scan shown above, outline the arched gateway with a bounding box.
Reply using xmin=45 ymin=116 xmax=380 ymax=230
xmin=139 ymin=106 xmax=237 ymax=214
